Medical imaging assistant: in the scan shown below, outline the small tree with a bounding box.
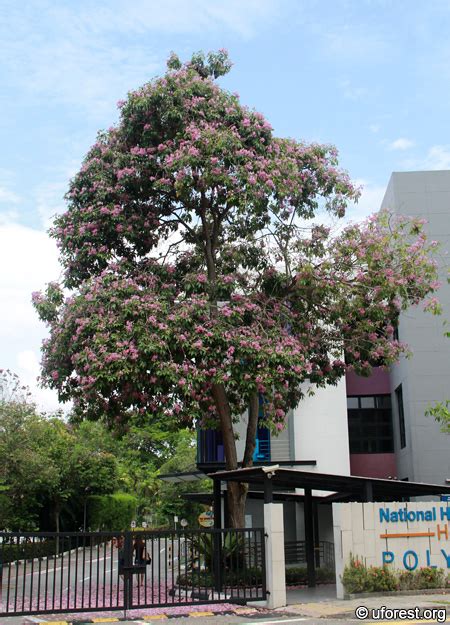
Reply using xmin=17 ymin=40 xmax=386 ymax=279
xmin=0 ymin=371 xmax=54 ymax=529
xmin=0 ymin=372 xmax=118 ymax=531
xmin=34 ymin=51 xmax=439 ymax=527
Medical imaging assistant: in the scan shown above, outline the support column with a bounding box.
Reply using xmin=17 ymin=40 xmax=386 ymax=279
xmin=263 ymin=503 xmax=286 ymax=608
xmin=264 ymin=476 xmax=273 ymax=504
xmin=313 ymin=501 xmax=320 ymax=568
xmin=213 ymin=478 xmax=222 ymax=529
xmin=304 ymin=487 xmax=316 ymax=588
xmin=363 ymin=481 xmax=373 ymax=502
xmin=213 ymin=478 xmax=222 ymax=594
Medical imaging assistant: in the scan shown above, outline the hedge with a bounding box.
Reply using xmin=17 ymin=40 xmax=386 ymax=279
xmin=88 ymin=493 xmax=137 ymax=531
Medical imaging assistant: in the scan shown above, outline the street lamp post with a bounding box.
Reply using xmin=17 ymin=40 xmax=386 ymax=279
xmin=83 ymin=487 xmax=90 ymax=532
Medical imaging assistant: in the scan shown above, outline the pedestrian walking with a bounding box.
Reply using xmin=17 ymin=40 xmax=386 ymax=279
xmin=133 ymin=534 xmax=150 ymax=587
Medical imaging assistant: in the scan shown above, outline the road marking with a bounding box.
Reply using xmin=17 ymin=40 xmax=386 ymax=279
xmin=189 ymin=612 xmax=215 ymax=617
xmin=365 ymin=621 xmax=439 ymax=625
xmin=92 ymin=618 xmax=120 ymax=622
xmin=143 ymin=615 xmax=168 ymax=620
xmin=243 ymin=618 xmax=308 ymax=625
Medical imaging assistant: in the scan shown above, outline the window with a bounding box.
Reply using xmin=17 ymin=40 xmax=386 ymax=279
xmin=347 ymin=395 xmax=394 ymax=453
xmin=254 ymin=394 xmax=271 ymax=461
xmin=395 ymin=384 xmax=406 ymax=449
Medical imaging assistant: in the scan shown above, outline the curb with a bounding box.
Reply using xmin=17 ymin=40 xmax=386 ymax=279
xmin=29 ymin=606 xmax=264 ymax=624
xmin=344 ymin=588 xmax=450 ymax=600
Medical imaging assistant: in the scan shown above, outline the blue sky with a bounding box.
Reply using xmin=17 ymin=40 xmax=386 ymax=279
xmin=1 ymin=0 xmax=450 ymax=408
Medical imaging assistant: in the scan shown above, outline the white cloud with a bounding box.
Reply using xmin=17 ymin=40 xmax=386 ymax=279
xmin=423 ymin=145 xmax=450 ymax=170
xmin=0 ymin=220 xmax=63 ymax=412
xmin=16 ymin=350 xmax=63 ymax=413
xmin=0 ymin=186 xmax=21 ymax=204
xmin=320 ymin=26 xmax=390 ymax=63
xmin=346 ymin=179 xmax=386 ymax=222
xmin=389 ymin=137 xmax=415 ymax=151
xmin=69 ymin=0 xmax=276 ymax=39
xmin=35 ymin=180 xmax=68 ymax=228
xmin=400 ymin=144 xmax=450 ymax=171
xmin=0 ymin=0 xmax=277 ymax=115
xmin=339 ymin=79 xmax=369 ymax=100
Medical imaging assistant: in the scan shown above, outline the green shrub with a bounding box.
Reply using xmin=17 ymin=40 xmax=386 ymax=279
xmin=342 ymin=556 xmax=448 ymax=594
xmin=341 ymin=556 xmax=369 ymax=594
xmin=284 ymin=566 xmax=335 ymax=585
xmin=415 ymin=567 xmax=446 ymax=589
xmin=365 ymin=565 xmax=398 ymax=592
xmin=0 ymin=536 xmax=100 ymax=563
xmin=397 ymin=570 xmax=418 ymax=590
xmin=316 ymin=567 xmax=336 ymax=583
xmin=88 ymin=493 xmax=137 ymax=531
xmin=177 ymin=567 xmax=263 ymax=587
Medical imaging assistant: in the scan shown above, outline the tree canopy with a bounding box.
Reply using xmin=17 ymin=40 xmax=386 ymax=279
xmin=0 ymin=371 xmax=117 ymax=530
xmin=34 ymin=51 xmax=440 ymax=526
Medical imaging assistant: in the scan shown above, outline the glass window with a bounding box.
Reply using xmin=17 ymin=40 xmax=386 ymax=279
xmin=347 ymin=394 xmax=394 ymax=454
xmin=347 ymin=397 xmax=359 ymax=409
xmin=376 ymin=396 xmax=392 ymax=409
xmin=396 ymin=385 xmax=406 ymax=448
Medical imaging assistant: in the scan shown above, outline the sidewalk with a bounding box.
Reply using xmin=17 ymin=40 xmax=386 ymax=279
xmin=283 ymin=590 xmax=450 ymax=619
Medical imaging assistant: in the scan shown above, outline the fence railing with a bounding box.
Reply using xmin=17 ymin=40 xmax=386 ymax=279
xmin=0 ymin=528 xmax=266 ymax=617
xmin=284 ymin=540 xmax=335 ymax=568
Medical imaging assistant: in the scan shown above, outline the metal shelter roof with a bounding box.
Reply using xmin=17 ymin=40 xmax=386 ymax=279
xmin=209 ymin=465 xmax=450 ymax=501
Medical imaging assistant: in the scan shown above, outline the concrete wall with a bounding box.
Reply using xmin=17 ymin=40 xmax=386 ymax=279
xmin=381 ymin=171 xmax=450 ymax=484
xmin=293 ymin=376 xmax=351 ymax=484
xmin=333 ymin=500 xmax=450 ymax=598
xmin=350 ymin=453 xmax=397 ymax=479
xmin=346 ymin=368 xmax=391 ymax=396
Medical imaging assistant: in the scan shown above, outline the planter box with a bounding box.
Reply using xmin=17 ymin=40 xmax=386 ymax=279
xmin=345 ymin=587 xmax=450 ymax=600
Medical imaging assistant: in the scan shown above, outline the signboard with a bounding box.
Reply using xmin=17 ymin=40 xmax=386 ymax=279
xmin=130 ymin=520 xmax=136 ymax=529
xmin=333 ymin=502 xmax=450 ymax=599
xmin=198 ymin=510 xmax=214 ymax=528
xmin=441 ymin=495 xmax=450 ymax=502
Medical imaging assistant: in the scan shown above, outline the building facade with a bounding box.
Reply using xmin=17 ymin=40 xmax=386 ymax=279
xmin=354 ymin=170 xmax=450 ymax=485
xmin=197 ymin=170 xmax=450 ymax=537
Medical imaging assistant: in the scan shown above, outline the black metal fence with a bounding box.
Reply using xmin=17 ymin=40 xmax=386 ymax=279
xmin=0 ymin=528 xmax=266 ymax=617
xmin=284 ymin=540 xmax=334 ymax=568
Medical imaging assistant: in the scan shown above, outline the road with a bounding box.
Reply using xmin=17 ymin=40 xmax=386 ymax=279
xmin=0 ymin=612 xmax=448 ymax=625
xmin=1 ymin=535 xmax=187 ymax=616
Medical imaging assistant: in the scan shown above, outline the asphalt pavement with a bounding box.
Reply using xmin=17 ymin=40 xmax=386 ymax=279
xmin=1 ymin=537 xmax=185 ymax=617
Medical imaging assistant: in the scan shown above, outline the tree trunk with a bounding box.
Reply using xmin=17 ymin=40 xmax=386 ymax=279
xmin=212 ymin=385 xmax=260 ymax=528
xmin=202 ymin=204 xmax=259 ymax=528
xmin=227 ymin=481 xmax=248 ymax=528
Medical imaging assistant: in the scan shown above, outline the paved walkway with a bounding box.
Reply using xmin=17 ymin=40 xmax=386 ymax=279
xmin=283 ymin=587 xmax=450 ymax=619
xmin=4 ymin=588 xmax=449 ymax=623
xmin=287 ymin=584 xmax=337 ymax=604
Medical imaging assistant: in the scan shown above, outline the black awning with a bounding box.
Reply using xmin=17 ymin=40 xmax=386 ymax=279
xmin=208 ymin=466 xmax=450 ymax=501
xmin=158 ymin=470 xmax=207 ymax=483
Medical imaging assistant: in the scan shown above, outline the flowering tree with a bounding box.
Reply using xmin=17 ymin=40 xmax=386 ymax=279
xmin=34 ymin=51 xmax=439 ymax=527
